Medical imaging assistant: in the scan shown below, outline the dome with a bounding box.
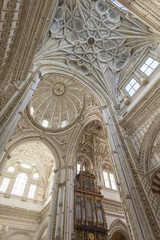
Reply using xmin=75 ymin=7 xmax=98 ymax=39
xmin=27 ymin=73 xmax=84 ymax=131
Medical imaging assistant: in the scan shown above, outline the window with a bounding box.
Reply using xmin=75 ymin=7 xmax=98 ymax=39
xmin=109 ymin=173 xmax=117 ymax=190
xmin=77 ymin=164 xmax=81 ymax=174
xmin=140 ymin=57 xmax=159 ymax=76
xmin=33 ymin=173 xmax=39 ymax=179
xmin=110 ymin=0 xmax=128 ymax=11
xmin=125 ymin=78 xmax=140 ymax=97
xmin=0 ymin=178 xmax=10 ymax=192
xmin=11 ymin=173 xmax=28 ymax=196
xmin=28 ymin=184 xmax=36 ymax=199
xmin=103 ymin=171 xmax=117 ymax=190
xmin=103 ymin=171 xmax=110 ymax=188
xmin=48 ymin=181 xmax=53 ymax=194
xmin=8 ymin=166 xmax=15 ymax=172
xmin=21 ymin=163 xmax=31 ymax=169
xmin=42 ymin=120 xmax=48 ymax=128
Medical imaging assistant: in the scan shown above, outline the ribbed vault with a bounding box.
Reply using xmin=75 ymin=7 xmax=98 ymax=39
xmin=34 ymin=0 xmax=159 ymax=104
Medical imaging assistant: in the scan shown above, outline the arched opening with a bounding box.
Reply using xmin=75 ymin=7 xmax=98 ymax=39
xmin=112 ymin=231 xmax=128 ymax=240
xmin=0 ymin=140 xmax=57 ymax=239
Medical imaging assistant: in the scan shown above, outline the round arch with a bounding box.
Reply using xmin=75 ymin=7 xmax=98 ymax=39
xmin=36 ymin=63 xmax=112 ymax=107
xmin=0 ymin=132 xmax=62 ymax=173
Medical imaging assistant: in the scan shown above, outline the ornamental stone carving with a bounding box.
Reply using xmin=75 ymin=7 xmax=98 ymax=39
xmin=34 ymin=0 xmax=159 ymax=103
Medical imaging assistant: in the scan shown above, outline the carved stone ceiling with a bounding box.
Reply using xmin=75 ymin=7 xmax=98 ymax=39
xmin=27 ymin=73 xmax=84 ymax=132
xmin=34 ymin=0 xmax=159 ymax=104
xmin=77 ymin=120 xmax=113 ymax=171
xmin=8 ymin=141 xmax=54 ymax=178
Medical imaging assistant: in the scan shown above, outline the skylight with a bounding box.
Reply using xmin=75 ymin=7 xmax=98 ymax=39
xmin=125 ymin=78 xmax=140 ymax=97
xmin=0 ymin=178 xmax=10 ymax=193
xmin=28 ymin=184 xmax=36 ymax=199
xmin=140 ymin=57 xmax=159 ymax=76
xmin=110 ymin=0 xmax=128 ymax=11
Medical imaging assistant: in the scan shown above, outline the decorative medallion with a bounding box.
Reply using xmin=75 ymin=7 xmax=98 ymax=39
xmin=53 ymin=83 xmax=65 ymax=96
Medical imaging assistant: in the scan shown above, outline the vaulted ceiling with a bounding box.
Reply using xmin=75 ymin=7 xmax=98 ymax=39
xmin=34 ymin=0 xmax=159 ymax=104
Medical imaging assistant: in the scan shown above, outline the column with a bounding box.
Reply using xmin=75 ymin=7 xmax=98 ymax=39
xmin=102 ymin=105 xmax=156 ymax=240
xmin=0 ymin=73 xmax=41 ymax=171
xmin=64 ymin=166 xmax=74 ymax=240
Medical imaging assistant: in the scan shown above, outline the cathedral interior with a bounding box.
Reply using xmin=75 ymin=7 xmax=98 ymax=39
xmin=0 ymin=0 xmax=160 ymax=239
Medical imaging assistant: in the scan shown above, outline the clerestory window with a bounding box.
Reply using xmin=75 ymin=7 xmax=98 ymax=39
xmin=140 ymin=57 xmax=159 ymax=76
xmin=103 ymin=171 xmax=117 ymax=190
xmin=125 ymin=78 xmax=140 ymax=97
xmin=11 ymin=173 xmax=28 ymax=196
xmin=0 ymin=178 xmax=10 ymax=193
xmin=28 ymin=184 xmax=36 ymax=199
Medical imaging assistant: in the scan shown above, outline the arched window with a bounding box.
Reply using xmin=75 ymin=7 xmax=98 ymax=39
xmin=11 ymin=173 xmax=28 ymax=196
xmin=0 ymin=178 xmax=10 ymax=193
xmin=28 ymin=184 xmax=36 ymax=199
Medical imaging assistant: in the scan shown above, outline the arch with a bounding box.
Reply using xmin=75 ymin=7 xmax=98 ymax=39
xmin=1 ymin=132 xmax=62 ymax=173
xmin=109 ymin=219 xmax=129 ymax=240
xmin=76 ymin=154 xmax=93 ymax=170
xmin=112 ymin=231 xmax=129 ymax=240
xmin=36 ymin=218 xmax=49 ymax=240
xmin=36 ymin=63 xmax=112 ymax=107
xmin=8 ymin=231 xmax=32 ymax=240
xmin=151 ymin=169 xmax=160 ymax=195
xmin=66 ymin=113 xmax=105 ymax=167
xmin=139 ymin=112 xmax=160 ymax=174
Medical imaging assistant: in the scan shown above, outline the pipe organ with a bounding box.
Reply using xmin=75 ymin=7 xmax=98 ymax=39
xmin=74 ymin=163 xmax=108 ymax=240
